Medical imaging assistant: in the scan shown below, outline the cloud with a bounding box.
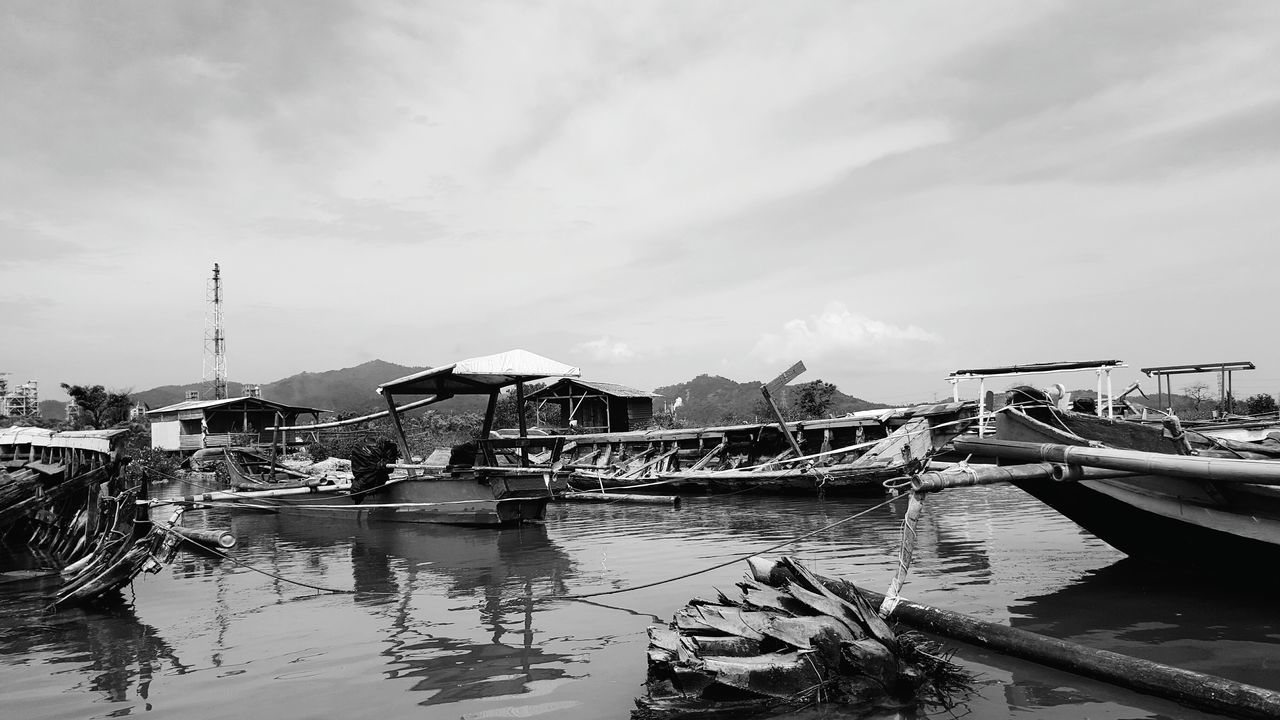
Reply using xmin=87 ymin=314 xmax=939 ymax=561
xmin=573 ymin=336 xmax=638 ymax=364
xmin=752 ymin=302 xmax=941 ymax=365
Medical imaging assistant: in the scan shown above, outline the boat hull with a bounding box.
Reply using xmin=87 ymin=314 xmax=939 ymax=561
xmin=997 ymin=409 xmax=1280 ymax=567
xmin=201 ymin=476 xmax=550 ymax=528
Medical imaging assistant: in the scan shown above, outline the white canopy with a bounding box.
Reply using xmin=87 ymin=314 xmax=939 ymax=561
xmin=377 ymin=349 xmax=581 ymax=397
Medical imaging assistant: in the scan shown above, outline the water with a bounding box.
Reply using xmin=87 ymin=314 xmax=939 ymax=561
xmin=3 ymin=483 xmax=1279 ymax=719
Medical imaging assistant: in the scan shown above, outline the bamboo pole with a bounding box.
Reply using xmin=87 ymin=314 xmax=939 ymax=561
xmin=956 ymin=438 xmax=1280 ymax=485
xmin=911 ymin=463 xmax=1136 ymax=493
xmin=559 ymin=492 xmax=679 ymax=506
xmin=268 ymin=395 xmax=441 ymax=431
xmin=752 ymin=560 xmax=1280 ymax=720
xmin=170 ymin=525 xmax=237 ymax=549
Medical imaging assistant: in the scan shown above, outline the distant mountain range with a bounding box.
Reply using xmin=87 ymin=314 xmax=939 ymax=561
xmin=132 ymin=359 xmax=428 ymax=414
xmin=27 ymin=359 xmax=1209 ymax=425
xmin=123 ymin=361 xmax=895 ymax=422
xmin=653 ymin=374 xmax=893 ymax=425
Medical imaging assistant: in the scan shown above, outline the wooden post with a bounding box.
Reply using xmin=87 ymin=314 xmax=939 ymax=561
xmin=270 ymin=411 xmax=281 ymax=472
xmin=383 ymin=391 xmax=411 ymax=463
xmin=761 ymin=387 xmax=803 ymax=458
xmin=481 ymin=392 xmax=499 ymax=439
xmin=516 ymin=381 xmax=529 ymax=466
xmin=762 ymin=362 xmax=806 ymax=458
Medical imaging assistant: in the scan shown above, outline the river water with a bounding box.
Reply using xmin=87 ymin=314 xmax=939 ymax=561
xmin=3 ymin=482 xmax=1278 ymax=720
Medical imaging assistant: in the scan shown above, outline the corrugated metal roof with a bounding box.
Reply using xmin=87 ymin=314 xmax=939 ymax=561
xmin=525 ymin=379 xmax=660 ymax=399
xmin=146 ymin=396 xmax=328 ymax=415
xmin=0 ymin=426 xmax=128 ymax=453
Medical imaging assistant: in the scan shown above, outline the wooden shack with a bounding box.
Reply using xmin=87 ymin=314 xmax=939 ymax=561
xmin=146 ymin=396 xmax=327 ymax=454
xmin=525 ymin=379 xmax=658 ymax=433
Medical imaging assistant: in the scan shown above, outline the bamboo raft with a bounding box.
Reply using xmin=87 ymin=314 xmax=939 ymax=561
xmin=0 ymin=426 xmax=184 ymax=609
xmin=559 ymin=402 xmax=976 ymax=495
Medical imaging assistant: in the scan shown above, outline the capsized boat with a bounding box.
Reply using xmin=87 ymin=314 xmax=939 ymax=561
xmin=201 ymin=349 xmax=581 ymax=527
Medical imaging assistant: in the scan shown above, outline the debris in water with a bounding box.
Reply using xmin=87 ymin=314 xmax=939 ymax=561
xmin=634 ymin=555 xmax=972 ymax=719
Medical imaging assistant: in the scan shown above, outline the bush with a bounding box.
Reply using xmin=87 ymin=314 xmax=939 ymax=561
xmin=306 ymin=441 xmax=331 ymax=462
xmin=1244 ymin=393 xmax=1278 ymax=415
xmin=124 ymin=445 xmax=182 ymax=485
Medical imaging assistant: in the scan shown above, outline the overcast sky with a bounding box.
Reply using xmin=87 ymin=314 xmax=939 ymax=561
xmin=3 ymin=1 xmax=1280 ymax=406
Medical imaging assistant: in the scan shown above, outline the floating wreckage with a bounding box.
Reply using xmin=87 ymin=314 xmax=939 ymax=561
xmin=637 ymin=556 xmax=970 ymax=719
xmin=0 ymin=427 xmax=186 ymax=609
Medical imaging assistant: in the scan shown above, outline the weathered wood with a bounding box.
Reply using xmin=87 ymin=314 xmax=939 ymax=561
xmin=169 ymin=525 xmax=237 ymax=549
xmin=559 ymin=492 xmax=679 ymax=506
xmin=763 ymin=361 xmax=807 ymax=397
xmin=759 ymin=561 xmax=1280 ymax=720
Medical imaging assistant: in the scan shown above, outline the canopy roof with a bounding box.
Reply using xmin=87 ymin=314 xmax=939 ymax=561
xmin=524 ymin=378 xmax=659 ymax=401
xmin=948 ymin=360 xmax=1125 ymax=379
xmin=146 ymin=396 xmax=328 ymax=416
xmin=377 ymin=349 xmax=581 ymax=397
xmin=1140 ymin=361 xmax=1255 ymax=377
xmin=0 ymin=426 xmax=128 ymax=453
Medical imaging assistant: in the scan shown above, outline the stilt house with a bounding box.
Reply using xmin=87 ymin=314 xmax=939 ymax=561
xmin=524 ymin=379 xmax=659 ymax=432
xmin=146 ymin=396 xmax=327 ymax=453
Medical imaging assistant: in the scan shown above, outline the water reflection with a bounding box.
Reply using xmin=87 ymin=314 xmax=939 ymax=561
xmin=225 ymin=513 xmax=578 ymax=706
xmin=1009 ymin=557 xmax=1280 ymax=690
xmin=0 ymin=564 xmax=187 ymax=709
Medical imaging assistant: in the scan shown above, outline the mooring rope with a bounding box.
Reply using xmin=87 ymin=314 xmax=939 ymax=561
xmin=549 ymin=493 xmax=907 ymax=601
xmin=156 ymin=524 xmax=379 ymax=596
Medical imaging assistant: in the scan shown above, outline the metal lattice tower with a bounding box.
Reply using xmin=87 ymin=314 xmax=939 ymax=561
xmin=0 ymin=374 xmax=40 ymax=419
xmin=202 ymin=263 xmax=228 ymax=400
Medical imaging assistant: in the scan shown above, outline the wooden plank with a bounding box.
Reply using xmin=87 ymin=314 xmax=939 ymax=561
xmin=763 ymin=361 xmax=807 ymax=397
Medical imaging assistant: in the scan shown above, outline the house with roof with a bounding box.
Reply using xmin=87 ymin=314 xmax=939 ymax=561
xmin=145 ymin=395 xmax=327 ymax=453
xmin=524 ymin=379 xmax=660 ymax=433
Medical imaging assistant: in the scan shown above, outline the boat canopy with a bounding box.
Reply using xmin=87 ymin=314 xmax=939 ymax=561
xmin=946 ymin=360 xmax=1127 ymax=436
xmin=948 ymin=360 xmax=1125 ymax=379
xmin=1139 ymin=361 xmax=1255 ymax=415
xmin=1139 ymin=361 xmax=1255 ymax=377
xmin=377 ymin=349 xmax=581 ymax=397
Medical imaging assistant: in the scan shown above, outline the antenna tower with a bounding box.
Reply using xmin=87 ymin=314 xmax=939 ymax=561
xmin=202 ymin=263 xmax=228 ymax=400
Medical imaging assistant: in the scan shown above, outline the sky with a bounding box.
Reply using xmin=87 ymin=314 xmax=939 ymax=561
xmin=3 ymin=1 xmax=1280 ymax=406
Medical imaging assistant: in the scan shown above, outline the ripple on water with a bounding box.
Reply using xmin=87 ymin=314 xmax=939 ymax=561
xmin=0 ymin=482 xmax=1274 ymax=720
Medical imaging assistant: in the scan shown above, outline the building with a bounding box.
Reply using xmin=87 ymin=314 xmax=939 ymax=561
xmin=524 ymin=379 xmax=659 ymax=433
xmin=146 ymin=395 xmax=327 ymax=453
xmin=0 ymin=377 xmax=39 ymax=419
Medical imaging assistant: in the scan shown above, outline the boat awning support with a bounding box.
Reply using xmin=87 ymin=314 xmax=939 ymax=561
xmin=947 ymin=360 xmax=1127 ymax=436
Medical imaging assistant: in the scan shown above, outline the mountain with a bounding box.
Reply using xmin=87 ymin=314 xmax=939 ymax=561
xmin=128 ymin=363 xmax=895 ymax=423
xmin=653 ymin=374 xmax=893 ymax=426
xmin=39 ymin=400 xmax=67 ymax=420
xmin=132 ymin=360 xmax=429 ymax=413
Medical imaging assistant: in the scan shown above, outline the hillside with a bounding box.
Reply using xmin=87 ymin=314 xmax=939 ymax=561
xmin=127 ymin=363 xmax=895 ymax=423
xmin=132 ymin=359 xmax=429 ymax=413
xmin=653 ymin=374 xmax=892 ymax=426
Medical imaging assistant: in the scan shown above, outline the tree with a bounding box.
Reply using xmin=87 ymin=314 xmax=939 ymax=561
xmin=491 ymin=382 xmax=546 ymax=431
xmin=61 ymin=383 xmax=132 ymax=429
xmin=1243 ymin=393 xmax=1278 ymax=415
xmin=1181 ymin=382 xmax=1213 ymax=412
xmin=792 ymin=380 xmax=838 ymax=420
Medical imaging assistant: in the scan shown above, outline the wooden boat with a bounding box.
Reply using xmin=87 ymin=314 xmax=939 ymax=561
xmin=210 ymin=349 xmax=581 ymax=527
xmin=958 ymin=395 xmax=1280 ymax=567
xmin=560 ymin=402 xmax=976 ymax=495
xmin=0 ymin=426 xmax=183 ymax=608
xmin=220 ymin=446 xmax=315 ymax=489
